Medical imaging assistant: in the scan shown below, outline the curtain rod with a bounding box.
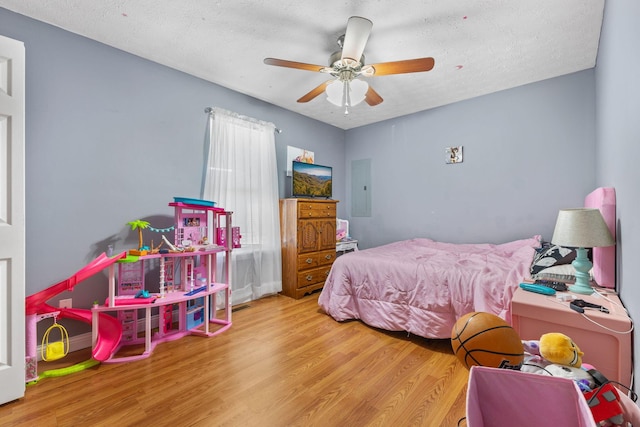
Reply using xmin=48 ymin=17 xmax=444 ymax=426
xmin=205 ymin=107 xmax=282 ymax=133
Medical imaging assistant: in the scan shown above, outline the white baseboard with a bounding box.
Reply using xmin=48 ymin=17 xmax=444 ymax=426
xmin=36 ymin=310 xmax=178 ymax=362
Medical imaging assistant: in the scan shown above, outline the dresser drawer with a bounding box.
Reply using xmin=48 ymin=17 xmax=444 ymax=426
xmin=297 ymin=265 xmax=332 ymax=288
xmin=297 ymin=249 xmax=336 ymax=270
xmin=297 ymin=202 xmax=336 ymax=218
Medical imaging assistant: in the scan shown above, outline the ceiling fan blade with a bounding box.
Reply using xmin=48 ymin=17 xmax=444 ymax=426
xmin=340 ymin=16 xmax=373 ymax=63
xmin=364 ymin=86 xmax=383 ymax=106
xmin=367 ymin=57 xmax=435 ymax=76
xmin=264 ymin=58 xmax=326 ymax=73
xmin=297 ymin=81 xmax=332 ymax=103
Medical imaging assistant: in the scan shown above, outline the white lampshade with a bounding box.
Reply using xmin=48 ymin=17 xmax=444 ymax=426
xmin=551 ymin=208 xmax=615 ymax=248
xmin=326 ymin=79 xmax=368 ymax=107
xmin=325 ymin=80 xmax=343 ymax=106
xmin=348 ymin=79 xmax=368 ymax=105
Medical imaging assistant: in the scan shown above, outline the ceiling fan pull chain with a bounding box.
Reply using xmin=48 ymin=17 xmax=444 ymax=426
xmin=342 ymin=80 xmax=350 ymax=115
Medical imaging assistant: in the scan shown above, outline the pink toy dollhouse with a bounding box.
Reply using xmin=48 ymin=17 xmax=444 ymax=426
xmin=93 ymin=199 xmax=236 ymax=363
xmin=24 ymin=198 xmax=237 ymax=381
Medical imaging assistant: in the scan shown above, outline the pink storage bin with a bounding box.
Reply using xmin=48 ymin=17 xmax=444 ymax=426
xmin=466 ymin=366 xmax=596 ymax=426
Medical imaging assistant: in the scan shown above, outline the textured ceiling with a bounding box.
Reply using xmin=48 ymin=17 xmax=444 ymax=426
xmin=0 ymin=0 xmax=605 ymax=130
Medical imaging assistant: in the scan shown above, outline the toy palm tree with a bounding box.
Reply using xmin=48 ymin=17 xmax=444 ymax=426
xmin=127 ymin=220 xmax=150 ymax=250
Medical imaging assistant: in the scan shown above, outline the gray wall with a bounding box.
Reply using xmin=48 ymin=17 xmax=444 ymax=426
xmin=0 ymin=8 xmax=345 ymax=319
xmin=596 ymin=0 xmax=640 ymax=383
xmin=345 ymin=70 xmax=596 ymax=249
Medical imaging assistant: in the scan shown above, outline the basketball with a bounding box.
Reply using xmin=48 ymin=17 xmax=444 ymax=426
xmin=450 ymin=311 xmax=524 ymax=370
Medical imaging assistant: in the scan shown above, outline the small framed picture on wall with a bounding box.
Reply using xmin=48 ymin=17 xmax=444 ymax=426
xmin=446 ymin=146 xmax=463 ymax=164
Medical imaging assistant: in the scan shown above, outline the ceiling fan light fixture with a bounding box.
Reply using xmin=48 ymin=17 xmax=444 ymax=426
xmin=349 ymin=79 xmax=369 ymax=105
xmin=326 ymin=79 xmax=368 ymax=109
xmin=325 ymin=80 xmax=343 ymax=106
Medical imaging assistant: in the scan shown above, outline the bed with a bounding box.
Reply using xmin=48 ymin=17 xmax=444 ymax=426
xmin=318 ymin=187 xmax=616 ymax=339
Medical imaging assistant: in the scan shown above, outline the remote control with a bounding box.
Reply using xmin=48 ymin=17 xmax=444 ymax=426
xmin=535 ymin=279 xmax=568 ymax=291
xmin=519 ymin=283 xmax=556 ymax=295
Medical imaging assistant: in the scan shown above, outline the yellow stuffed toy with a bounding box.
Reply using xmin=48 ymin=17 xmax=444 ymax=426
xmin=539 ymin=332 xmax=583 ymax=368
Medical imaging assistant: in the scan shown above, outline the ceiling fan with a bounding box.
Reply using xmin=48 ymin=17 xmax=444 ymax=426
xmin=264 ymin=16 xmax=435 ymax=114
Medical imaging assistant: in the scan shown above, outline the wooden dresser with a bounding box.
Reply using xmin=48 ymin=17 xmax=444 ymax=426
xmin=280 ymin=198 xmax=338 ymax=299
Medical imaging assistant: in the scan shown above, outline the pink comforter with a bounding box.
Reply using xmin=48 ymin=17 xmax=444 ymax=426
xmin=318 ymin=236 xmax=541 ymax=338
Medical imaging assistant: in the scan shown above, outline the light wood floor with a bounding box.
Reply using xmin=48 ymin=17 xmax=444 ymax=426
xmin=0 ymin=292 xmax=469 ymax=427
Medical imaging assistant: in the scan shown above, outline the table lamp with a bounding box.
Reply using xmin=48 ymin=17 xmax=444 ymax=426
xmin=551 ymin=208 xmax=615 ymax=295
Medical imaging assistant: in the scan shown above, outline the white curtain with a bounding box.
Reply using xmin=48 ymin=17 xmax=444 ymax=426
xmin=202 ymin=107 xmax=282 ymax=304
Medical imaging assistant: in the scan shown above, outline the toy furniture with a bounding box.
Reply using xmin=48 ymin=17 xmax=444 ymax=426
xmin=336 ymin=239 xmax=358 ymax=256
xmin=511 ymin=286 xmax=632 ymax=388
xmin=91 ymin=200 xmax=235 ymax=363
xmin=336 ymin=218 xmax=358 ymax=256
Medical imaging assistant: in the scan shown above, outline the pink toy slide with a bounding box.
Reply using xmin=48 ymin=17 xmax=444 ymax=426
xmin=26 ymin=252 xmax=126 ymax=362
xmin=57 ymin=308 xmax=122 ymax=362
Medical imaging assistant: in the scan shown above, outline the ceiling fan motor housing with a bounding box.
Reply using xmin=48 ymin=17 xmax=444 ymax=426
xmin=329 ymin=50 xmax=364 ymax=70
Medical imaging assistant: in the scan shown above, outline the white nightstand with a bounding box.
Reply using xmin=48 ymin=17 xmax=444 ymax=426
xmin=511 ymin=286 xmax=632 ymax=388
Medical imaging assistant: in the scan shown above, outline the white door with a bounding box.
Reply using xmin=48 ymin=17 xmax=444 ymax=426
xmin=0 ymin=35 xmax=26 ymax=404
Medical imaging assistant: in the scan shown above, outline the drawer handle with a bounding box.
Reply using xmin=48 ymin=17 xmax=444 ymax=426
xmin=306 ymin=258 xmax=313 ymax=264
xmin=305 ymin=275 xmax=313 ymax=281
xmin=325 ymin=254 xmax=332 ymax=260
